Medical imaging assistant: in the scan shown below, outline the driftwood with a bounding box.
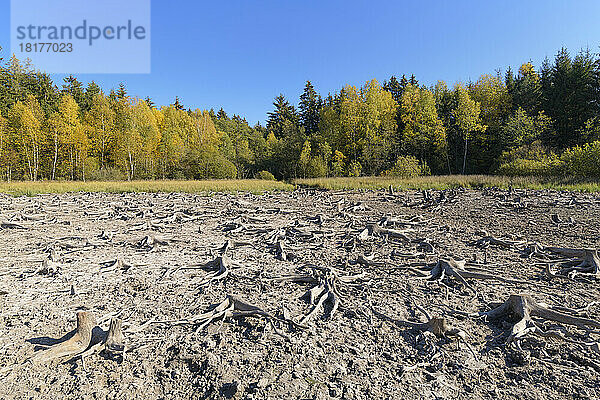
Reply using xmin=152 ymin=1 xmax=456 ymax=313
xmin=273 ymin=240 xmax=296 ymax=261
xmin=418 ymin=258 xmax=528 ymax=292
xmin=359 ymin=224 xmax=412 ymax=241
xmin=276 ymin=266 xmax=366 ymax=324
xmin=471 ymin=235 xmax=526 ymax=249
xmin=1 ymin=221 xmax=29 ymax=230
xmin=100 ymin=258 xmax=134 ymax=272
xmin=372 ymin=305 xmax=465 ymax=339
xmin=32 ymin=311 xmax=96 ymax=364
xmin=479 ymin=294 xmax=600 ymax=343
xmin=104 ymin=318 xmax=125 ymax=358
xmin=136 ymin=295 xmax=304 ymax=338
xmin=136 ymin=234 xmax=169 ymax=249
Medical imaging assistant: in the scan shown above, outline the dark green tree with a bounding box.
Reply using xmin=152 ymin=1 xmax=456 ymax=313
xmin=62 ymin=75 xmax=85 ymax=109
xmin=144 ymin=96 xmax=155 ymax=109
xmin=173 ymin=96 xmax=184 ymax=111
xmin=116 ymin=83 xmax=127 ymax=99
xmin=217 ymin=108 xmax=228 ymax=120
xmin=267 ymin=94 xmax=298 ymax=137
xmin=383 ymin=76 xmax=404 ymax=104
xmin=299 ymin=81 xmax=322 ymax=136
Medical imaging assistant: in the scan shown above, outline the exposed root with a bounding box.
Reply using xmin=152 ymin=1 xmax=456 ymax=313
xmin=379 ymin=215 xmax=430 ymax=228
xmin=372 ymin=307 xmax=465 ymax=339
xmin=136 ymin=234 xmax=168 ymax=250
xmin=471 ymin=234 xmax=526 ymax=249
xmin=557 ymin=250 xmax=600 ymax=279
xmin=167 ymin=256 xmax=234 ymax=286
xmin=418 ymin=258 xmax=528 ymax=292
xmin=273 ymin=240 xmax=296 ymax=261
xmin=522 ymin=243 xmax=593 ymax=260
xmin=100 ymin=258 xmax=134 ymax=272
xmin=196 ymin=256 xmax=231 ymax=286
xmin=104 ymin=318 xmax=125 ymax=360
xmin=138 ymin=295 xmax=304 ymax=337
xmin=32 ymin=311 xmax=96 ymax=364
xmin=98 ymin=230 xmax=114 ymax=240
xmin=480 ymin=294 xmax=600 ymax=343
xmin=1 ymin=221 xmax=29 ymax=230
xmin=532 ymin=247 xmax=600 ymax=280
xmin=551 ymin=214 xmax=575 ymax=226
xmin=520 ymin=242 xmax=549 ymax=259
xmin=359 ymin=223 xmax=412 ymax=241
xmin=355 ymin=254 xmax=386 ymax=268
xmin=215 ymin=239 xmax=253 ymax=256
xmin=36 ymin=258 xmax=62 ymax=276
xmin=277 ymin=266 xmax=365 ymax=324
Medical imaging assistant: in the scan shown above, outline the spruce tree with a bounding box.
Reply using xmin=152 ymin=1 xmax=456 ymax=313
xmin=267 ymin=94 xmax=298 ymax=136
xmin=299 ymin=81 xmax=322 ymax=136
xmin=62 ymin=75 xmax=85 ymax=109
xmin=217 ymin=108 xmax=228 ymax=120
xmin=173 ymin=96 xmax=184 ymax=111
xmin=144 ymin=96 xmax=155 ymax=109
xmin=116 ymin=83 xmax=128 ymax=99
xmin=383 ymin=76 xmax=403 ymax=104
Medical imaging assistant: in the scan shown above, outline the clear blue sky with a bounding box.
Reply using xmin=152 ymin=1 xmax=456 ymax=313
xmin=1 ymin=0 xmax=600 ymax=124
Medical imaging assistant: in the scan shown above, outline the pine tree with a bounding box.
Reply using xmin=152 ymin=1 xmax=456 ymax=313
xmin=399 ymin=75 xmax=409 ymax=91
xmin=299 ymin=81 xmax=322 ymax=136
xmin=116 ymin=83 xmax=128 ymax=99
xmin=62 ymin=75 xmax=85 ymax=110
xmin=383 ymin=76 xmax=404 ymax=104
xmin=409 ymin=74 xmax=418 ymax=86
xmin=144 ymin=96 xmax=155 ymax=109
xmin=82 ymin=81 xmax=101 ymax=112
xmin=217 ymin=108 xmax=228 ymax=120
xmin=173 ymin=96 xmax=184 ymax=111
xmin=267 ymin=94 xmax=298 ymax=136
xmin=511 ymin=62 xmax=542 ymax=116
xmin=505 ymin=66 xmax=515 ymax=95
xmin=547 ymin=48 xmax=573 ymax=148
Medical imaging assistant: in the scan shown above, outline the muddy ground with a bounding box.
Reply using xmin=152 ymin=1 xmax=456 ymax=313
xmin=0 ymin=188 xmax=599 ymax=400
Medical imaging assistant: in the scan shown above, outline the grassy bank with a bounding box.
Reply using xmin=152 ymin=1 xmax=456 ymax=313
xmin=294 ymin=175 xmax=600 ymax=192
xmin=0 ymin=179 xmax=294 ymax=196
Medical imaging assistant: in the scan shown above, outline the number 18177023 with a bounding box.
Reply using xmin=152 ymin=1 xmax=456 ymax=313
xmin=19 ymin=42 xmax=73 ymax=52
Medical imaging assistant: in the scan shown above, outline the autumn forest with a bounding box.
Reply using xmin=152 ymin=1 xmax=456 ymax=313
xmin=1 ymin=46 xmax=600 ymax=182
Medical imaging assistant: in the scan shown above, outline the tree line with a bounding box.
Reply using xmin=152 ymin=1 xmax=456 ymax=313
xmin=1 ymin=46 xmax=600 ymax=181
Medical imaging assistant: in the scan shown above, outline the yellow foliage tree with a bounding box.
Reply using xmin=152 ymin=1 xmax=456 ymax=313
xmin=8 ymin=96 xmax=44 ymax=180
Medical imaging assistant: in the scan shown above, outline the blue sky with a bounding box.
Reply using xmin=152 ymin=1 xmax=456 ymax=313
xmin=1 ymin=0 xmax=599 ymax=124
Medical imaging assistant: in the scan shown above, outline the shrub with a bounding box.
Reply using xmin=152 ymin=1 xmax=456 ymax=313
xmin=183 ymin=150 xmax=237 ymax=179
xmin=255 ymin=170 xmax=276 ymax=181
xmin=561 ymin=140 xmax=600 ymax=178
xmin=87 ymin=167 xmax=126 ymax=181
xmin=382 ymin=156 xmax=430 ymax=178
xmin=498 ymin=157 xmax=563 ymax=177
xmin=331 ymin=151 xmax=345 ymax=177
xmin=306 ymin=158 xmax=328 ymax=178
xmin=347 ymin=161 xmax=362 ymax=177
xmin=497 ymin=141 xmax=563 ymax=177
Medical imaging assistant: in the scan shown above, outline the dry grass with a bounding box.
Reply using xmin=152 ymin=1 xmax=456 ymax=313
xmin=294 ymin=175 xmax=600 ymax=192
xmin=0 ymin=180 xmax=294 ymax=196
